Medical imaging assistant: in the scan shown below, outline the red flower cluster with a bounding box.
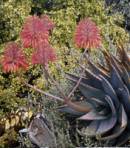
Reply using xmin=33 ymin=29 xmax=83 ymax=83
xmin=21 ymin=15 xmax=56 ymax=65
xmin=32 ymin=43 xmax=56 ymax=66
xmin=2 ymin=42 xmax=28 ymax=73
xmin=74 ymin=18 xmax=101 ymax=49
xmin=20 ymin=14 xmax=56 ymax=66
xmin=41 ymin=15 xmax=55 ymax=31
xmin=20 ymin=15 xmax=54 ymax=49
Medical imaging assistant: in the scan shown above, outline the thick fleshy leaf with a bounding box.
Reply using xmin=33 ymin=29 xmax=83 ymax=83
xmin=100 ymin=75 xmax=119 ymax=108
xmin=95 ymin=96 xmax=117 ymax=135
xmin=86 ymin=57 xmax=110 ymax=80
xmin=83 ymin=96 xmax=117 ymax=135
xmin=97 ymin=107 xmax=109 ymax=115
xmin=109 ymin=55 xmax=130 ymax=90
xmin=85 ymin=120 xmax=100 ymax=137
xmin=80 ymin=66 xmax=103 ymax=90
xmin=78 ymin=83 xmax=106 ymax=101
xmin=96 ymin=116 xmax=117 ymax=135
xmin=90 ymin=97 xmax=108 ymax=107
xmin=111 ymin=129 xmax=130 ymax=146
xmin=104 ymin=95 xmax=116 ymax=115
xmin=97 ymin=62 xmax=109 ymax=73
xmin=58 ymin=105 xmax=85 ymax=116
xmin=118 ymin=46 xmax=130 ymax=71
xmin=111 ymin=54 xmax=122 ymax=66
xmin=58 ymin=101 xmax=91 ymax=116
xmin=117 ymin=85 xmax=130 ymax=115
xmin=121 ymin=66 xmax=130 ymax=90
xmin=66 ymin=73 xmax=102 ymax=89
xmin=102 ymin=50 xmax=112 ymax=70
xmin=110 ymin=65 xmax=124 ymax=90
xmin=100 ymin=104 xmax=127 ymax=140
xmin=110 ymin=55 xmax=122 ymax=72
xmin=78 ymin=110 xmax=108 ymax=120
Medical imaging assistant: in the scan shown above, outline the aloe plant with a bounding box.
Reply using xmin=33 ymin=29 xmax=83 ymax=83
xmin=58 ymin=46 xmax=130 ymax=146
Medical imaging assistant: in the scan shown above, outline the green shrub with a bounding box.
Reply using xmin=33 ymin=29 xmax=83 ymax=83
xmin=0 ymin=0 xmax=32 ymax=44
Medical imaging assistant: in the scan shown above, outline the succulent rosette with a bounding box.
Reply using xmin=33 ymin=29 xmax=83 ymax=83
xmin=59 ymin=46 xmax=130 ymax=146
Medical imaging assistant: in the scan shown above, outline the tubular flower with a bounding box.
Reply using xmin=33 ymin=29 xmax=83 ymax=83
xmin=41 ymin=14 xmax=55 ymax=31
xmin=74 ymin=18 xmax=101 ymax=49
xmin=20 ymin=15 xmax=54 ymax=49
xmin=32 ymin=42 xmax=56 ymax=66
xmin=2 ymin=42 xmax=28 ymax=73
